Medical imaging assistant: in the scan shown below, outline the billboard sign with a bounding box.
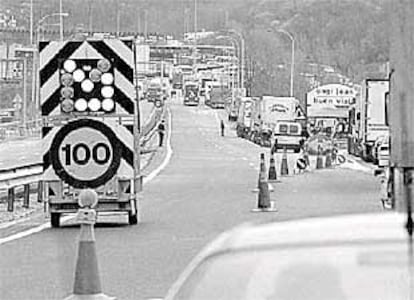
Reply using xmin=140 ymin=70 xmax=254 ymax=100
xmin=307 ymin=84 xmax=356 ymax=118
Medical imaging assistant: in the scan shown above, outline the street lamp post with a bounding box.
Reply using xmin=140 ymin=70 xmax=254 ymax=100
xmin=30 ymin=0 xmax=33 ymax=45
xmin=277 ymin=29 xmax=295 ymax=97
xmin=36 ymin=12 xmax=69 ymax=43
xmin=228 ymin=29 xmax=245 ymax=91
xmin=59 ymin=0 xmax=63 ymax=41
xmin=216 ymin=35 xmax=240 ymax=89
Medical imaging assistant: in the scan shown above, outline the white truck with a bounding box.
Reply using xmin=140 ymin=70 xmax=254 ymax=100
xmin=235 ymin=97 xmax=257 ymax=138
xmin=350 ymin=79 xmax=389 ymax=162
xmin=249 ymin=96 xmax=304 ymax=148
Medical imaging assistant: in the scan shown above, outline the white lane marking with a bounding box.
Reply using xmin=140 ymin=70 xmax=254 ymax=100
xmin=0 ymin=216 xmax=72 ymax=246
xmin=214 ymin=110 xmax=220 ymax=124
xmin=0 ymin=107 xmax=174 ymax=246
xmin=143 ymin=107 xmax=173 ymax=184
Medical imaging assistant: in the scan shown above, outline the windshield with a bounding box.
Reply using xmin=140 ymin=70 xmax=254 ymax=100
xmin=173 ymin=244 xmax=409 ymax=300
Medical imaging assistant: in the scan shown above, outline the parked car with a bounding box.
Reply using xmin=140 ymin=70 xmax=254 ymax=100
xmin=162 ymin=212 xmax=410 ymax=300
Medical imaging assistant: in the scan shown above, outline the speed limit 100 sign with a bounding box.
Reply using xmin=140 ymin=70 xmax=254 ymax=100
xmin=50 ymin=119 xmax=121 ymax=188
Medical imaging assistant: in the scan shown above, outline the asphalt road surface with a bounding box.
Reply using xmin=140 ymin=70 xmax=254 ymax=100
xmin=0 ymin=100 xmax=383 ymax=300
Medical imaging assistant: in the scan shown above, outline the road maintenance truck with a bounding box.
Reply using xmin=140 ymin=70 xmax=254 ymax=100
xmin=348 ymin=79 xmax=389 ymax=162
xmin=40 ymin=37 xmax=145 ymax=227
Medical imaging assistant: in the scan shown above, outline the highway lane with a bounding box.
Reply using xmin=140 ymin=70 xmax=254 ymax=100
xmin=0 ymin=100 xmax=155 ymax=171
xmin=0 ymin=101 xmax=383 ymax=300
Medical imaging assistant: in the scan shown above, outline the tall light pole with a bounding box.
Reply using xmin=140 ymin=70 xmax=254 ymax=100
xmin=228 ymin=29 xmax=245 ymax=91
xmin=277 ymin=29 xmax=295 ymax=97
xmin=193 ymin=0 xmax=198 ymax=72
xmin=216 ymin=36 xmax=238 ymax=103
xmin=30 ymin=0 xmax=33 ymax=45
xmin=59 ymin=0 xmax=63 ymax=41
xmin=216 ymin=35 xmax=240 ymax=88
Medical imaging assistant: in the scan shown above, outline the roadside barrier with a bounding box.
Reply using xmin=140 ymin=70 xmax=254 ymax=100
xmin=337 ymin=154 xmax=346 ymax=164
xmin=325 ymin=150 xmax=332 ymax=168
xmin=268 ymin=153 xmax=279 ymax=182
xmin=303 ymin=147 xmax=310 ymax=167
xmin=295 ymin=157 xmax=307 ymax=174
xmin=252 ymin=153 xmax=276 ymax=212
xmin=316 ymin=147 xmax=324 ymax=169
xmin=280 ymin=147 xmax=289 ymax=176
xmin=64 ymin=189 xmax=115 ymax=300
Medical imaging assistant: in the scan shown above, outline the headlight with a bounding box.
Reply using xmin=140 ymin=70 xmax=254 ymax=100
xmin=74 ymin=98 xmax=88 ymax=112
xmin=61 ymin=99 xmax=74 ymax=113
xmin=73 ymin=69 xmax=85 ymax=82
xmin=102 ymin=98 xmax=115 ymax=112
xmin=61 ymin=87 xmax=74 ymax=98
xmin=101 ymin=86 xmax=114 ymax=98
xmin=81 ymin=79 xmax=94 ymax=93
xmin=97 ymin=59 xmax=111 ymax=72
xmin=61 ymin=73 xmax=74 ymax=86
xmin=101 ymin=73 xmax=114 ymax=85
xmin=89 ymin=68 xmax=102 ymax=82
xmin=63 ymin=60 xmax=76 ymax=73
xmin=88 ymin=98 xmax=101 ymax=112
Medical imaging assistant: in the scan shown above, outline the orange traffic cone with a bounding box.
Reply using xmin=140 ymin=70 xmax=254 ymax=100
xmin=268 ymin=153 xmax=279 ymax=182
xmin=64 ymin=189 xmax=115 ymax=300
xmin=325 ymin=150 xmax=332 ymax=168
xmin=303 ymin=147 xmax=310 ymax=168
xmin=316 ymin=146 xmax=324 ymax=170
xmin=280 ymin=147 xmax=289 ymax=176
xmin=252 ymin=153 xmax=277 ymax=212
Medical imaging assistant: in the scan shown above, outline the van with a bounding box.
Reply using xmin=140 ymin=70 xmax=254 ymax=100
xmin=273 ymin=121 xmax=303 ymax=153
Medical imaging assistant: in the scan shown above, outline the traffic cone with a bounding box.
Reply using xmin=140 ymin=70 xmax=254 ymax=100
xmin=64 ymin=189 xmax=115 ymax=300
xmin=252 ymin=153 xmax=277 ymax=212
xmin=316 ymin=146 xmax=324 ymax=169
xmin=268 ymin=153 xmax=279 ymax=182
xmin=280 ymin=147 xmax=289 ymax=176
xmin=325 ymin=150 xmax=332 ymax=168
xmin=303 ymin=147 xmax=310 ymax=168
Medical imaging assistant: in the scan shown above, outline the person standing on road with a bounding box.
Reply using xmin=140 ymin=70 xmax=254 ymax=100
xmin=158 ymin=120 xmax=166 ymax=147
xmin=220 ymin=119 xmax=225 ymax=137
xmin=271 ymin=138 xmax=278 ymax=155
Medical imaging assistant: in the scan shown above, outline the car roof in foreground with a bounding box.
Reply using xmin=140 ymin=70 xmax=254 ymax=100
xmin=164 ymin=213 xmax=409 ymax=300
xmin=214 ymin=212 xmax=407 ymax=251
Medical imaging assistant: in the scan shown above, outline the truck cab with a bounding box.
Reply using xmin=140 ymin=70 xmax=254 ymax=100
xmin=273 ymin=121 xmax=304 ymax=153
xmin=183 ymin=82 xmax=200 ymax=106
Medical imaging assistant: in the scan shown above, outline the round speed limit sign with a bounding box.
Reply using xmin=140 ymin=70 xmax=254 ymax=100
xmin=50 ymin=119 xmax=121 ymax=188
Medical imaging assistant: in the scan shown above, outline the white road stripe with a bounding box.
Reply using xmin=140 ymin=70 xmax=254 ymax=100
xmin=0 ymin=216 xmax=72 ymax=246
xmin=143 ymin=106 xmax=173 ymax=184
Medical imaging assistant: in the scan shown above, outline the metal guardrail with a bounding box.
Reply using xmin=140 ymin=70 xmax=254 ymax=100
xmin=0 ymin=163 xmax=43 ymax=190
xmin=0 ymin=119 xmax=42 ymax=141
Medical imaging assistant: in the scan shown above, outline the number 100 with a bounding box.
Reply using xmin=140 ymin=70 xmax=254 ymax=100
xmin=61 ymin=143 xmax=110 ymax=165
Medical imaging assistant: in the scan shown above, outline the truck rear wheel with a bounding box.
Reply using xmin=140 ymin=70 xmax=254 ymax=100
xmin=128 ymin=212 xmax=138 ymax=225
xmin=51 ymin=213 xmax=61 ymax=228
